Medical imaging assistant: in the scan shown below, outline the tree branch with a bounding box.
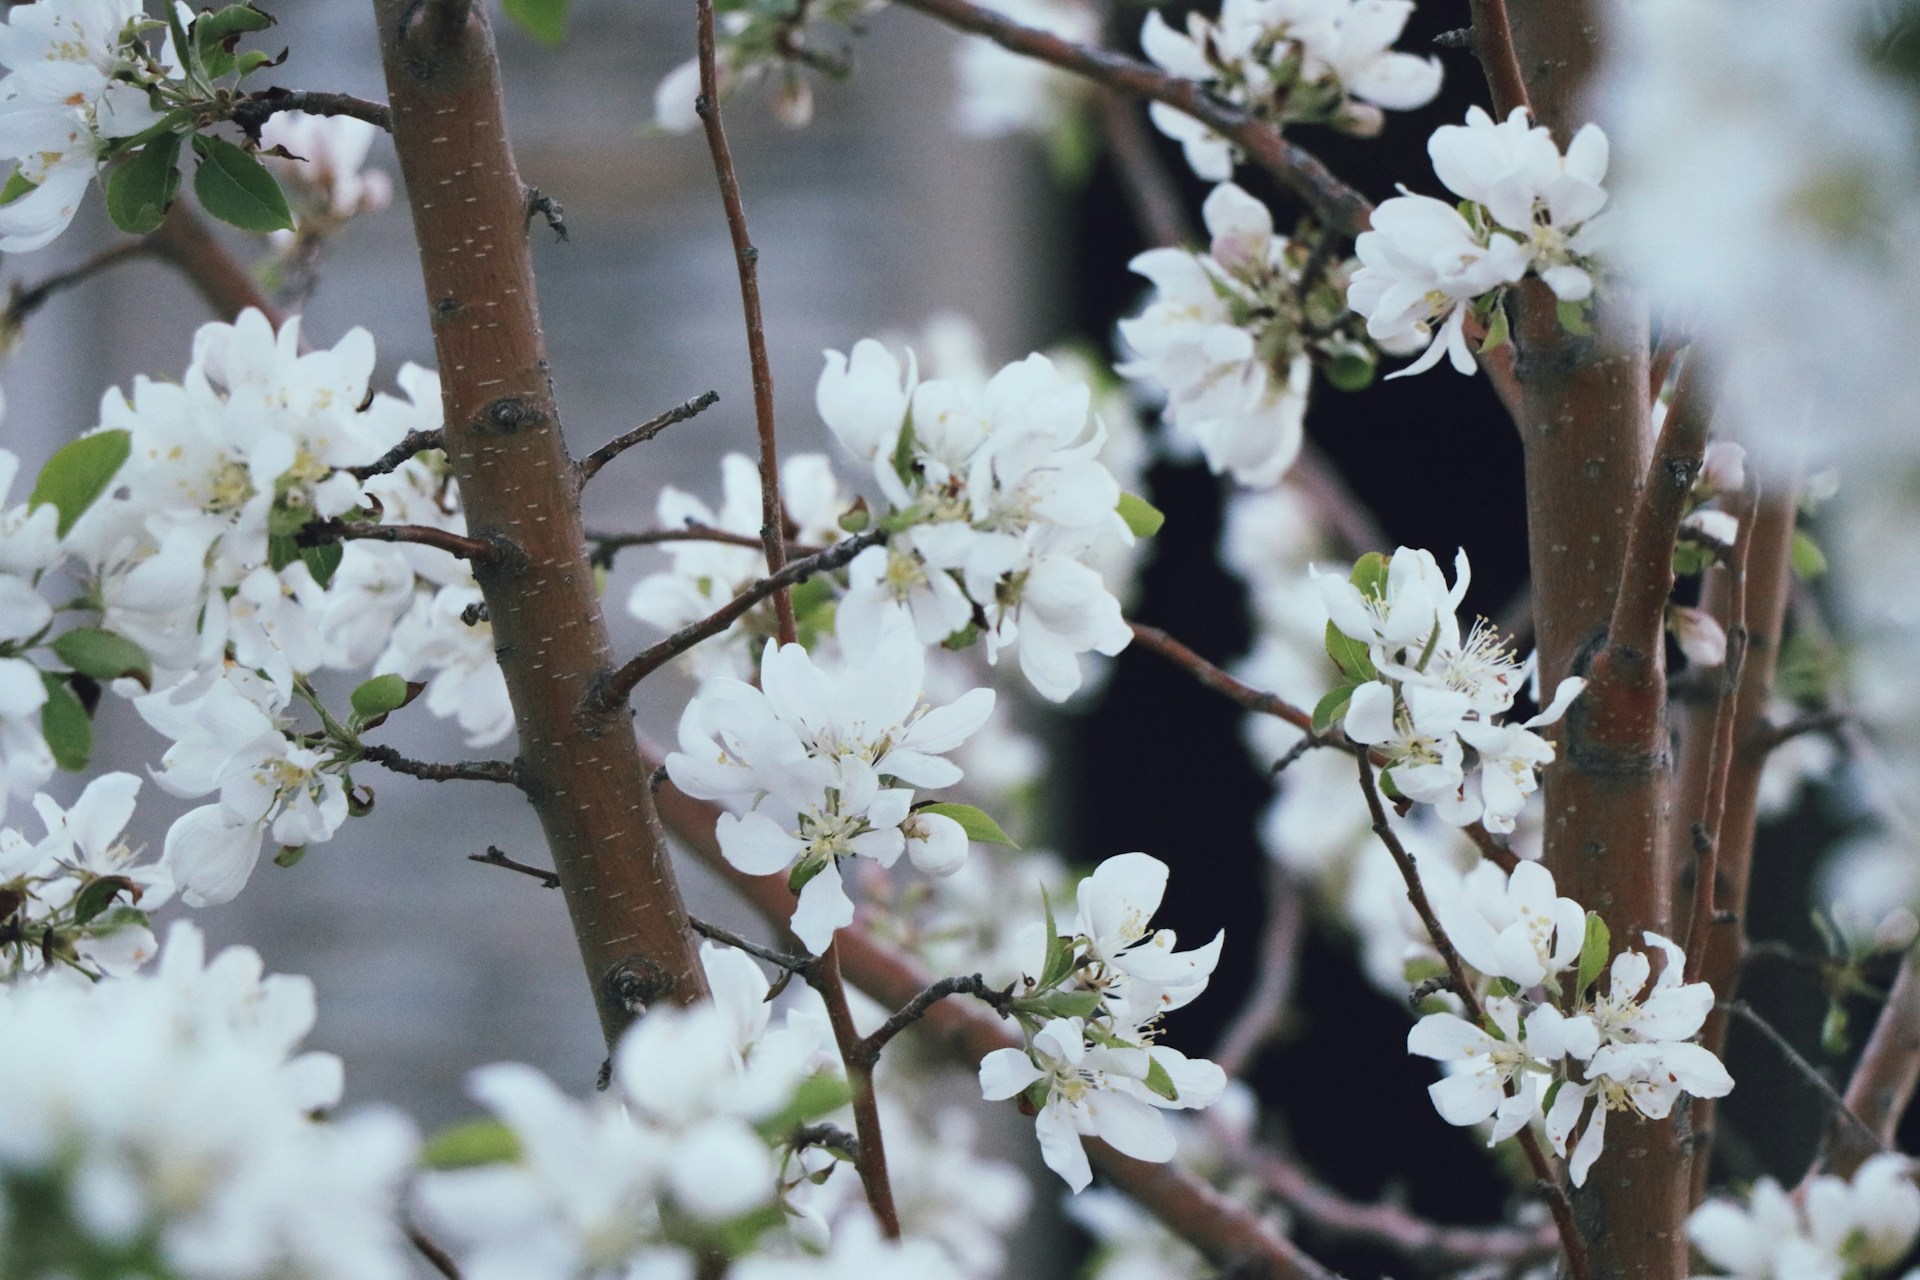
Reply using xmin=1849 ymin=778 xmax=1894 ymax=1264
xmin=3 ymin=240 xmax=153 ymax=333
xmin=1467 ymin=0 xmax=1531 ymax=118
xmin=577 ymin=390 xmax=719 ymax=484
xmin=644 ymin=751 xmax=1338 ymax=1280
xmin=359 ymin=743 xmax=523 ymax=787
xmin=230 ymin=87 xmax=393 ymax=140
xmin=808 ymin=944 xmax=902 ymax=1237
xmin=592 ymin=529 xmax=885 ymax=711
xmin=1720 ymin=1001 xmax=1883 ymax=1158
xmin=587 ymin=523 xmax=782 ymax=567
xmin=467 ymin=844 xmax=559 ymax=887
xmin=891 ymin=0 xmax=1373 ymax=237
xmin=1602 ymin=361 xmax=1709 ymax=670
xmin=1096 ymin=88 xmax=1196 ymax=249
xmin=1820 ymin=946 xmax=1920 ymax=1178
xmin=1355 ymin=754 xmax=1589 ymax=1280
xmin=298 ymin=518 xmax=491 ymax=561
xmin=351 ymin=429 xmax=444 ymax=480
xmin=148 ymin=200 xmax=289 ymax=329
xmin=1127 ymin=621 xmax=1317 ymax=735
xmin=850 ymin=974 xmax=1014 ymax=1066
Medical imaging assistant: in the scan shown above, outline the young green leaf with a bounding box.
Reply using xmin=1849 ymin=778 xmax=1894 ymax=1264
xmin=71 ymin=875 xmax=137 ymax=926
xmin=1311 ymin=682 xmax=1358 ymax=736
xmin=1348 ymin=550 xmax=1390 ymax=600
xmin=51 ymin=628 xmax=152 ymax=690
xmin=1143 ymin=1055 xmax=1179 ymax=1102
xmin=1575 ymin=910 xmax=1611 ymax=999
xmin=191 ymin=134 xmax=295 ymax=233
xmin=1324 ymin=349 xmax=1376 ymax=392
xmin=351 ymin=673 xmax=410 ymax=719
xmin=1556 ymin=298 xmax=1594 ymax=336
xmin=916 ymin=802 xmax=1017 ymax=847
xmin=30 ymin=429 xmax=130 ymax=537
xmin=104 ymin=133 xmax=182 ymax=234
xmin=1116 ymin=492 xmax=1166 ymax=539
xmin=300 ymin=540 xmax=343 ymax=589
xmin=272 ymin=845 xmax=306 ymax=868
xmin=1324 ymin=620 xmax=1376 ymax=681
xmin=1791 ymin=528 xmax=1829 ymax=579
xmin=194 ymin=2 xmax=276 ymax=50
xmin=504 ymin=0 xmax=571 ymax=44
xmin=752 ymin=1072 xmax=854 ymax=1141
xmin=788 ymin=857 xmax=827 ymax=895
xmin=1038 ymin=885 xmax=1075 ymax=991
xmin=420 ymin=1119 xmax=522 ymax=1170
xmin=39 ymin=674 xmax=91 ymax=772
xmin=1479 ymin=299 xmax=1511 ymax=352
xmin=0 ymin=166 xmax=36 ymax=206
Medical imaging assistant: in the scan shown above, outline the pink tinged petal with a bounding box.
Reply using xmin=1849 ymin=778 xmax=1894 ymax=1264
xmin=978 ymin=1048 xmax=1046 ymax=1101
xmin=790 ymin=861 xmax=855 ymax=954
xmin=715 ymin=811 xmax=805 ymax=876
xmin=1408 ymin=1012 xmax=1496 ymax=1061
xmin=1035 ymin=1102 xmax=1095 ymax=1192
xmin=1428 ymin=1068 xmax=1506 ymax=1127
xmin=1086 ymin=1090 xmax=1177 ymax=1162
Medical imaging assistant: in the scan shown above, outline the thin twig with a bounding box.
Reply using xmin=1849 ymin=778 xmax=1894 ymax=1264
xmin=808 ymin=942 xmax=902 ymax=1238
xmin=468 ymin=845 xmax=559 ymax=888
xmin=577 ymin=390 xmax=720 ymax=484
xmin=1684 ymin=481 xmax=1757 ymax=980
xmin=405 ymin=1221 xmax=463 ymax=1279
xmin=591 ymin=529 xmax=885 ymax=710
xmin=1356 ymin=755 xmax=1589 ymax=1280
xmin=850 ymin=974 xmax=1013 ymax=1066
xmin=148 ymin=201 xmax=289 ymax=330
xmin=4 ymin=240 xmax=153 ymax=332
xmin=351 ymin=429 xmax=443 ymax=480
xmin=1604 ymin=360 xmax=1710 ymax=667
xmin=358 ymin=743 xmax=523 ymax=787
xmin=1128 ymin=621 xmax=1318 ymax=735
xmin=689 ymin=915 xmax=816 ymax=975
xmin=1096 ymin=88 xmax=1195 ymax=248
xmin=891 ymin=0 xmax=1373 ymax=237
xmin=1464 ymin=822 xmax=1520 ymax=874
xmin=1819 ymin=947 xmax=1920 ymax=1179
xmin=1752 ymin=708 xmax=1850 ymax=755
xmin=297 ymin=519 xmax=492 ymax=562
xmin=588 ymin=523 xmax=797 ymax=567
xmin=230 ymin=88 xmax=393 ymax=140
xmin=1466 ymin=0 xmax=1530 ymax=118
xmin=1213 ymin=862 xmax=1307 ymax=1077
xmin=1722 ymin=1001 xmax=1884 ymax=1154
xmin=694 ymin=0 xmax=795 ymax=645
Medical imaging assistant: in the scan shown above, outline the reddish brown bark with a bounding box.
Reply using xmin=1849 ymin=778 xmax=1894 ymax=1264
xmin=373 ymin=0 xmax=707 ymax=1043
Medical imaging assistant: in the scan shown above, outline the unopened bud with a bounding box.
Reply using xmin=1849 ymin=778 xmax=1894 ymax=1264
xmin=1699 ymin=441 xmax=1747 ymax=494
xmin=1668 ymin=605 xmax=1728 ymax=667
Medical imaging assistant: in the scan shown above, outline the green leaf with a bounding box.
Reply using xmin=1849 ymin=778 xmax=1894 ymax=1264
xmin=940 ymin=621 xmax=979 ymax=652
xmin=1015 ymin=989 xmax=1103 ymax=1020
xmin=1479 ymin=300 xmax=1511 ymax=353
xmin=191 ymin=134 xmax=294 ymax=233
xmin=51 ymin=628 xmax=152 ymax=690
xmin=1116 ymin=492 xmax=1166 ymax=539
xmin=71 ymin=875 xmax=136 ymax=926
xmin=503 ymin=0 xmax=570 ymax=44
xmin=194 ymin=3 xmax=275 ymax=49
xmin=1324 ymin=349 xmax=1375 ymax=393
xmin=1311 ymin=682 xmax=1358 ymax=736
xmin=1348 ymin=551 xmax=1389 ymax=601
xmin=0 ymin=166 xmax=36 ymax=206
xmin=753 ymin=1072 xmax=854 ymax=1141
xmin=1556 ymin=299 xmax=1593 ymax=336
xmin=30 ymin=430 xmax=130 ymax=537
xmin=421 ymin=1119 xmax=522 ymax=1170
xmin=1038 ymin=886 xmax=1076 ymax=991
xmin=788 ymin=856 xmax=827 ymax=895
xmin=300 ymin=540 xmax=342 ymax=589
xmin=267 ymin=533 xmax=299 ymax=572
xmin=39 ymin=674 xmax=91 ymax=772
xmin=273 ymin=845 xmax=306 ymax=868
xmin=1575 ymin=910 xmax=1611 ymax=999
xmin=351 ymin=673 xmax=409 ymax=719
xmin=1324 ymin=620 xmax=1376 ymax=681
xmin=916 ymin=802 xmax=1017 ymax=847
xmin=1791 ymin=529 xmax=1829 ymax=579
xmin=1143 ymin=1055 xmax=1179 ymax=1102
xmin=1671 ymin=542 xmax=1712 ymax=577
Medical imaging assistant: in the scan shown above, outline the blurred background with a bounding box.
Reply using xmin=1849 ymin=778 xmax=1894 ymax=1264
xmin=1 ymin=0 xmax=1895 ymax=1273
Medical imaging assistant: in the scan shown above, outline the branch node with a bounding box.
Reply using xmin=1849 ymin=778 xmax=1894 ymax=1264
xmin=523 ymin=186 xmax=569 ymax=243
xmin=468 ymin=845 xmax=559 ymax=888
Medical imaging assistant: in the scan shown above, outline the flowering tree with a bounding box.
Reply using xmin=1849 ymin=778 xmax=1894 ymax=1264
xmin=3 ymin=1 xmax=1920 ymax=1279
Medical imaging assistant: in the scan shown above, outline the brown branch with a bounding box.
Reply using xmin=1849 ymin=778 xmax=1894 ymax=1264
xmin=1467 ymin=0 xmax=1531 ymax=118
xmin=1821 ymin=947 xmax=1920 ymax=1179
xmin=3 ymin=240 xmax=153 ymax=332
xmin=689 ymin=916 xmax=815 ymax=975
xmin=891 ymin=0 xmax=1373 ymax=238
xmin=1213 ymin=862 xmax=1306 ymax=1077
xmin=147 ymin=200 xmax=289 ymax=329
xmin=1127 ymin=621 xmax=1317 ymax=734
xmin=359 ymin=743 xmax=523 ymax=788
xmin=1720 ymin=1001 xmax=1882 ymax=1157
xmin=375 ymin=0 xmax=708 ymax=1042
xmin=1355 ymin=754 xmax=1589 ymax=1280
xmin=405 ymin=1221 xmax=463 ymax=1279
xmin=351 ymin=429 xmax=444 ymax=480
xmin=644 ymin=751 xmax=1337 ymax=1280
xmin=1752 ymin=708 xmax=1849 ymax=754
xmin=298 ymin=518 xmax=491 ymax=561
xmin=849 ymin=973 xmax=1013 ymax=1065
xmin=1096 ymin=88 xmax=1196 ymax=249
xmin=587 ymin=524 xmax=782 ymax=567
xmin=230 ymin=87 xmax=394 ymax=141
xmin=592 ymin=528 xmax=885 ymax=711
xmin=577 ymin=390 xmax=720 ymax=484
xmin=694 ymin=0 xmax=795 ymax=646
xmin=1602 ymin=361 xmax=1709 ymax=670
xmin=808 ymin=942 xmax=902 ymax=1237
xmin=467 ymin=844 xmax=559 ymax=887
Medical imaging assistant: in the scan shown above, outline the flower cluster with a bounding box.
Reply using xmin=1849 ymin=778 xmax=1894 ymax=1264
xmin=652 ymin=0 xmax=880 ymax=134
xmin=0 ymin=922 xmax=418 ymax=1277
xmin=1349 ymin=107 xmax=1610 ymax=378
xmin=666 ymin=617 xmax=996 ymax=952
xmin=1140 ymin=0 xmax=1441 ymax=180
xmin=817 ymin=341 xmax=1136 ymax=701
xmin=978 ymin=852 xmax=1227 ymax=1191
xmin=1318 ymin=546 xmax=1584 ymax=835
xmin=416 ymin=942 xmax=979 ymax=1278
xmin=0 ymin=0 xmax=169 ymax=252
xmin=1408 ymin=861 xmax=1733 ymax=1186
xmin=1689 ymin=1153 xmax=1920 ymax=1280
xmin=1120 ymin=182 xmax=1381 ymax=488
